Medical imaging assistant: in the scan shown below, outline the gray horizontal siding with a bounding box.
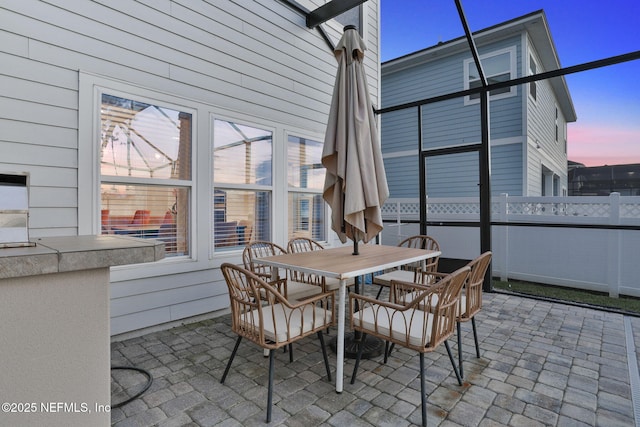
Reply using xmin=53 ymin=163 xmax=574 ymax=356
xmin=0 ymin=0 xmax=381 ymax=334
xmin=382 ymin=33 xmax=526 ymax=199
xmin=422 ymin=99 xmax=481 ymax=149
xmin=382 ymin=51 xmax=465 ymax=108
xmin=110 ymin=268 xmax=228 ymax=335
xmin=381 ymin=109 xmax=419 ymax=153
xmin=0 ymin=0 xmax=350 ymax=131
xmin=385 ymin=156 xmax=420 ymax=198
xmin=426 ymin=152 xmax=480 ymax=197
xmin=492 ymin=143 xmax=523 ymax=196
xmin=385 ymin=142 xmax=522 ymax=198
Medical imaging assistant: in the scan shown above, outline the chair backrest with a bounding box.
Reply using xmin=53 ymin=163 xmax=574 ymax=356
xmin=131 ymin=209 xmax=151 ymax=225
xmin=221 ymin=262 xmax=334 ymax=349
xmin=238 ymin=220 xmax=253 ymax=245
xmin=101 ymin=209 xmax=110 ymax=232
xmin=221 ymin=262 xmax=283 ymax=346
xmin=428 ymin=266 xmax=469 ymax=348
xmin=286 ymin=237 xmax=325 ymax=285
xmin=242 ymin=241 xmax=287 ymax=280
xmin=462 ymin=251 xmax=492 ymax=320
xmin=398 ymin=235 xmax=440 ymax=280
xmin=287 ymin=237 xmax=324 ymax=254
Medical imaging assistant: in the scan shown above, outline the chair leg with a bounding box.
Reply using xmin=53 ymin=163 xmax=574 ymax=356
xmin=288 ymin=343 xmax=293 ymax=363
xmin=383 ymin=341 xmax=390 ymax=364
xmin=375 ymin=285 xmax=384 ymax=299
xmin=457 ymin=321 xmax=464 ymax=379
xmin=444 ymin=340 xmax=463 ymax=386
xmin=266 ymin=349 xmax=274 ymax=423
xmin=317 ymin=331 xmax=332 ymax=382
xmin=350 ymin=332 xmax=366 ymax=384
xmin=472 ymin=317 xmax=480 ymax=358
xmin=221 ymin=335 xmax=242 ymax=383
xmin=419 ymin=352 xmax=426 ymax=427
xmin=388 ymin=342 xmax=396 ymax=357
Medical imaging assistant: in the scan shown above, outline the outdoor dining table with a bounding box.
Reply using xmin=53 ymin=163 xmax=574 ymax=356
xmin=257 ymin=243 xmax=442 ymax=393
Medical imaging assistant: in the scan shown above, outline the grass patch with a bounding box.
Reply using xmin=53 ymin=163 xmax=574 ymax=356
xmin=492 ymin=279 xmax=640 ymax=315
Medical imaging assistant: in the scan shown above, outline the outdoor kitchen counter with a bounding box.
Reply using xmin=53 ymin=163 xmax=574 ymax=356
xmin=0 ymin=234 xmax=164 ymax=279
xmin=0 ymin=235 xmax=164 ymax=427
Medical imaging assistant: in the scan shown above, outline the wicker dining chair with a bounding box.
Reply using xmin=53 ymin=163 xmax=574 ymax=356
xmin=242 ymin=241 xmax=322 ymax=301
xmin=350 ymin=266 xmax=469 ymax=427
xmin=372 ymin=235 xmax=440 ymax=299
xmin=286 ymin=237 xmax=355 ymax=293
xmin=219 ymin=263 xmax=334 ymax=423
xmin=392 ymin=251 xmax=492 ymax=379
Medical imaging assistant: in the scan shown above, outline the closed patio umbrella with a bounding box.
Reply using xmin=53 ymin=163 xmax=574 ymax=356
xmin=322 ymin=25 xmax=389 ymax=254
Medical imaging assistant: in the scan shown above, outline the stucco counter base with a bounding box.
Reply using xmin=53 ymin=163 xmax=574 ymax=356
xmin=0 ymin=235 xmax=164 ymax=427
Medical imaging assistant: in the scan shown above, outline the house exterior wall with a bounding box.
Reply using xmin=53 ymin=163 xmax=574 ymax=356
xmin=524 ymin=34 xmax=569 ymax=196
xmin=381 ymin=13 xmax=573 ymax=200
xmin=0 ymin=0 xmax=380 ymax=334
xmin=381 ymin=34 xmax=527 ymax=198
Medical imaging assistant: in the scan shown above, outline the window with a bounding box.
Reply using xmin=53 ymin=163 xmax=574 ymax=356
xmin=555 ymin=107 xmax=559 ymax=142
xmin=99 ymin=94 xmax=192 ymax=257
xmin=529 ymin=55 xmax=537 ymax=100
xmin=287 ymin=136 xmax=326 ymax=241
xmin=213 ymin=119 xmax=272 ymax=251
xmin=464 ymin=47 xmax=516 ymax=104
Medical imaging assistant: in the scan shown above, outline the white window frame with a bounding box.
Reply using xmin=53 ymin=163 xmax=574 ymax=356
xmin=529 ymin=54 xmax=537 ymax=101
xmin=285 ymin=131 xmax=328 ymax=244
xmin=463 ymin=46 xmax=517 ymax=106
xmin=210 ymin=114 xmax=276 ymax=256
xmin=79 ymin=73 xmax=330 ymax=279
xmin=79 ymin=73 xmax=201 ymax=279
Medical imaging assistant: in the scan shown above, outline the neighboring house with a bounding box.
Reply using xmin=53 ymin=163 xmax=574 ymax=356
xmin=569 ymin=162 xmax=640 ymax=196
xmin=381 ymin=10 xmax=576 ymax=199
xmin=0 ymin=1 xmax=380 ymax=334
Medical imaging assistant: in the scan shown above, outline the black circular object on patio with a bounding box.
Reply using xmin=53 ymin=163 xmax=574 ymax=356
xmin=330 ymin=332 xmax=385 ymax=359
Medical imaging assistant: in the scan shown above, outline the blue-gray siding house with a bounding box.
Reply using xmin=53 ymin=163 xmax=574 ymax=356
xmin=381 ymin=10 xmax=576 ymax=198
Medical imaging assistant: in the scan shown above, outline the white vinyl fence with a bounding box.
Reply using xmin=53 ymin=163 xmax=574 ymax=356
xmin=380 ymin=193 xmax=640 ymax=298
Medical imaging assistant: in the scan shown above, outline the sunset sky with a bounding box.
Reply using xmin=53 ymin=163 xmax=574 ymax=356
xmin=380 ymin=0 xmax=640 ymax=166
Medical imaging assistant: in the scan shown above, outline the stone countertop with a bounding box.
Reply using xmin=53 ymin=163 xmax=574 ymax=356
xmin=0 ymin=235 xmax=165 ymax=280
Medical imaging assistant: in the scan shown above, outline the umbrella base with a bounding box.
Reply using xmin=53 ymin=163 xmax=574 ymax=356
xmin=330 ymin=332 xmax=385 ymax=359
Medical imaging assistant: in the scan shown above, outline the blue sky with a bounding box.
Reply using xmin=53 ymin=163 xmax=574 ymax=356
xmin=380 ymin=1 xmax=640 ymax=166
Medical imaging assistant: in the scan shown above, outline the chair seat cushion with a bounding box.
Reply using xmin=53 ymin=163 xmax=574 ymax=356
xmin=286 ymin=280 xmax=323 ymax=300
xmin=241 ymin=303 xmax=332 ymax=343
xmin=353 ymin=305 xmax=434 ymax=348
xmin=322 ymin=277 xmax=355 ymax=291
xmin=400 ymin=292 xmax=470 ymax=317
xmin=373 ymin=269 xmax=416 ymax=287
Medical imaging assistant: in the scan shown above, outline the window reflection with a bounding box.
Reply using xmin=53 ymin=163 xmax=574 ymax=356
xmin=101 ymin=184 xmax=190 ymax=255
xmin=287 ymin=135 xmax=326 ymax=241
xmin=99 ymin=94 xmax=192 ymax=257
xmin=213 ymin=120 xmax=272 ymax=185
xmin=213 ymin=120 xmax=273 ymax=251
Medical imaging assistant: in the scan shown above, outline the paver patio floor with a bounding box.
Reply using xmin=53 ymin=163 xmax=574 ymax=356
xmin=110 ymin=290 xmax=640 ymax=426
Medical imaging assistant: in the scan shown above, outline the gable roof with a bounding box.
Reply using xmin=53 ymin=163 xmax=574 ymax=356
xmin=382 ymin=10 xmax=576 ymax=122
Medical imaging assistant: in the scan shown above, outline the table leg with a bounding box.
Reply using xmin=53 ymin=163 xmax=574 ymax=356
xmin=335 ymin=278 xmax=346 ymax=393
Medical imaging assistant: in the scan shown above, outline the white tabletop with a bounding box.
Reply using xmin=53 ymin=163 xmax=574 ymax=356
xmin=258 ymin=243 xmax=441 ymax=393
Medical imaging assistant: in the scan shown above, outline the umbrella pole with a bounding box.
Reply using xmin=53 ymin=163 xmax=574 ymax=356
xmin=352 ymin=239 xmax=359 ymax=255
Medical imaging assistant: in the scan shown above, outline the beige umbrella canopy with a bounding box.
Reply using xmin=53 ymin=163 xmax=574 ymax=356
xmin=322 ymin=25 xmax=389 ymax=253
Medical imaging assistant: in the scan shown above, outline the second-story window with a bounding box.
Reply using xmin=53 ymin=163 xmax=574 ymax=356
xmin=529 ymin=55 xmax=537 ymax=100
xmin=464 ymin=46 xmax=516 ymax=104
